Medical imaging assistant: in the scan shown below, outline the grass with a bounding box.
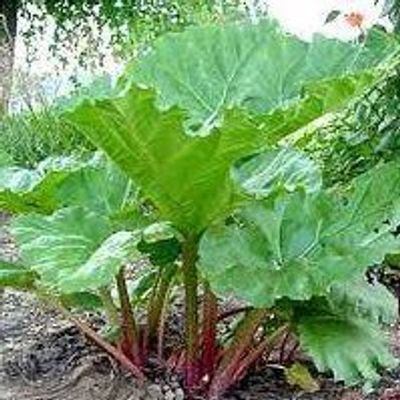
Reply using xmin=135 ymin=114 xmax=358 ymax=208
xmin=0 ymin=107 xmax=92 ymax=167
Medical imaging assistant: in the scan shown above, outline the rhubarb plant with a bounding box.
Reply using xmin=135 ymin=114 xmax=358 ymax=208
xmin=1 ymin=20 xmax=399 ymax=399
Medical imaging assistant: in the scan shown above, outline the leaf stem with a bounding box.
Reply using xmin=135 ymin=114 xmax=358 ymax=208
xmin=65 ymin=308 xmax=145 ymax=381
xmin=157 ymin=283 xmax=173 ymax=360
xmin=116 ymin=266 xmax=141 ymax=366
xmin=231 ymin=324 xmax=289 ymax=386
xmin=209 ymin=308 xmax=268 ymax=397
xmin=217 ymin=306 xmax=253 ymax=322
xmin=279 ymin=330 xmax=290 ymax=364
xmin=147 ymin=264 xmax=177 ymax=340
xmin=210 ymin=319 xmax=288 ymax=398
xmin=201 ymin=282 xmax=218 ymax=380
xmin=35 ymin=289 xmax=145 ymax=381
xmin=182 ymin=234 xmax=200 ymax=390
xmin=98 ymin=287 xmax=120 ymax=327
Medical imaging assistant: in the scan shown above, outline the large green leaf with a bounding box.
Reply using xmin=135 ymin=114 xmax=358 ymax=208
xmin=199 ymin=163 xmax=400 ymax=307
xmin=66 ymin=88 xmax=270 ymax=232
xmin=232 ymin=147 xmax=322 ymax=197
xmin=298 ymin=316 xmax=396 ymax=385
xmin=11 ymin=207 xmax=140 ymax=293
xmin=55 ymin=153 xmax=136 ymax=218
xmin=0 ymin=152 xmax=136 ymax=219
xmin=57 ymin=230 xmax=140 ymax=293
xmin=128 ymin=22 xmax=397 ymax=133
xmin=0 ymin=259 xmax=37 ymax=289
xmin=0 ymin=155 xmax=84 ymax=214
xmin=65 ymin=81 xmax=380 ymax=233
xmin=67 ymin=24 xmax=397 ymax=232
xmin=7 ymin=153 xmax=145 ymax=294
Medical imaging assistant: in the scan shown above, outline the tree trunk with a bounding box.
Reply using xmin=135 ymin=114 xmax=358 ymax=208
xmin=0 ymin=1 xmax=19 ymax=116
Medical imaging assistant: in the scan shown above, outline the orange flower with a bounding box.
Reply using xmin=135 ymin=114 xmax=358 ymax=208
xmin=344 ymin=12 xmax=365 ymax=28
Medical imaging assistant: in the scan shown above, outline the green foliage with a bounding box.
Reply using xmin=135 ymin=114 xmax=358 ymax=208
xmin=137 ymin=238 xmax=181 ymax=267
xmin=0 ymin=109 xmax=91 ymax=167
xmin=232 ymin=147 xmax=322 ymax=197
xmin=383 ymin=0 xmax=400 ymax=32
xmin=10 ymin=153 xmax=141 ymax=293
xmin=127 ymin=22 xmax=396 ymax=134
xmin=284 ymin=362 xmax=319 ymax=392
xmin=67 ymin=87 xmax=270 ymax=232
xmin=302 ymin=69 xmax=400 ymax=187
xmin=199 ymin=162 xmax=400 ymax=307
xmin=287 ymin=271 xmax=398 ymax=385
xmin=299 ymin=9 xmax=400 ymax=187
xmin=54 ymin=153 xmax=137 ymax=217
xmin=0 ymin=258 xmax=37 ymax=289
xmin=67 ymin=22 xmax=394 ymax=233
xmin=298 ymin=316 xmax=396 ymax=384
xmin=200 ymin=160 xmax=400 ymax=385
xmin=0 ymin=154 xmax=90 ymax=214
xmin=0 ymin=150 xmax=14 ymax=167
xmin=60 ymin=291 xmax=103 ymax=310
xmin=282 ymin=262 xmax=399 ymax=385
xmin=13 ymin=207 xmax=116 ymax=291
xmin=3 ymin=21 xmax=400 ymax=397
xmin=127 ymin=270 xmax=158 ymax=305
xmin=328 ymin=278 xmax=398 ymax=324
xmin=0 ymin=152 xmax=135 ymax=216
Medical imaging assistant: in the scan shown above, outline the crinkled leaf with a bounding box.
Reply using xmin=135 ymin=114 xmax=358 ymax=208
xmin=12 ymin=207 xmax=140 ymax=293
xmin=328 ymin=278 xmax=397 ymax=324
xmin=0 ymin=152 xmax=135 ymax=219
xmin=128 ymin=22 xmax=397 ymax=134
xmin=66 ymin=88 xmax=271 ymax=232
xmin=65 ymin=81 xmax=380 ymax=233
xmin=199 ymin=163 xmax=400 ymax=307
xmin=232 ymin=147 xmax=322 ymax=197
xmin=67 ymin=24 xmax=397 ymax=232
xmin=298 ymin=316 xmax=396 ymax=385
xmin=0 ymin=155 xmax=84 ymax=214
xmin=58 ymin=230 xmax=140 ymax=293
xmin=0 ymin=259 xmax=37 ymax=289
xmin=55 ymin=154 xmax=136 ymax=218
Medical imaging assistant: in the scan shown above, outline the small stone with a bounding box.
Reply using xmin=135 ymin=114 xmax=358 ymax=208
xmin=340 ymin=391 xmax=363 ymax=400
xmin=163 ymin=384 xmax=170 ymax=393
xmin=127 ymin=387 xmax=146 ymax=400
xmin=164 ymin=390 xmax=175 ymax=400
xmin=169 ymin=377 xmax=179 ymax=389
xmin=174 ymin=388 xmax=185 ymax=400
xmin=146 ymin=384 xmax=163 ymax=400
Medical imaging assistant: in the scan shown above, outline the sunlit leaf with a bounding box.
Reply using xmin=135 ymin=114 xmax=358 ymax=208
xmin=68 ymin=23 xmax=397 ymax=232
xmin=232 ymin=147 xmax=322 ymax=197
xmin=298 ymin=316 xmax=396 ymax=385
xmin=12 ymin=207 xmax=140 ymax=293
xmin=199 ymin=163 xmax=400 ymax=306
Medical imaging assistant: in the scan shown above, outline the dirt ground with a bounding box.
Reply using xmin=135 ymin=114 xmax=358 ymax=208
xmin=2 ymin=215 xmax=400 ymax=400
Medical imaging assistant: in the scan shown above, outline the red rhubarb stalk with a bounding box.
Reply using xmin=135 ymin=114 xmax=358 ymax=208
xmin=201 ymin=282 xmax=218 ymax=380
